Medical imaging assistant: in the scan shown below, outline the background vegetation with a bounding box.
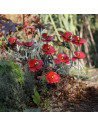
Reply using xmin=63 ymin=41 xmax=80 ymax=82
xmin=0 ymin=14 xmax=98 ymax=112
xmin=3 ymin=14 xmax=98 ymax=67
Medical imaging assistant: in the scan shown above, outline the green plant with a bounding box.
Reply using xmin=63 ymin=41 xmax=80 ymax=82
xmin=8 ymin=60 xmax=24 ymax=84
xmin=0 ymin=58 xmax=27 ymax=111
xmin=0 ymin=102 xmax=6 ymax=112
xmin=0 ymin=58 xmax=24 ymax=84
xmin=41 ymin=75 xmax=48 ymax=90
xmin=32 ymin=86 xmax=41 ymax=106
xmin=23 ymin=64 xmax=35 ymax=97
xmin=43 ymin=100 xmax=50 ymax=109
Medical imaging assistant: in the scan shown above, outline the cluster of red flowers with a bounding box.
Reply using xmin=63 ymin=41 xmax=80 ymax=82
xmin=27 ymin=31 xmax=86 ymax=84
xmin=6 ymin=30 xmax=86 ymax=84
xmin=7 ymin=36 xmax=34 ymax=47
xmin=28 ymin=33 xmax=59 ymax=84
xmin=60 ymin=31 xmax=86 ymax=45
xmin=59 ymin=31 xmax=86 ymax=60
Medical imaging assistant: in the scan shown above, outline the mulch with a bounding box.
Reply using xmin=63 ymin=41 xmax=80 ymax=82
xmin=27 ymin=68 xmax=98 ymax=112
xmin=40 ymin=74 xmax=98 ymax=112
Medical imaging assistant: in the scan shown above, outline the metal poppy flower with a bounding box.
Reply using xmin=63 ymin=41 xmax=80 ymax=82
xmin=71 ymin=35 xmax=86 ymax=45
xmin=42 ymin=44 xmax=55 ymax=55
xmin=8 ymin=36 xmax=17 ymax=45
xmin=28 ymin=58 xmax=43 ymax=72
xmin=41 ymin=33 xmax=53 ymax=42
xmin=46 ymin=71 xmax=60 ymax=84
xmin=22 ymin=40 xmax=34 ymax=47
xmin=60 ymin=31 xmax=72 ymax=41
xmin=72 ymin=51 xmax=86 ymax=61
xmin=23 ymin=25 xmax=36 ymax=35
xmin=56 ymin=53 xmax=69 ymax=63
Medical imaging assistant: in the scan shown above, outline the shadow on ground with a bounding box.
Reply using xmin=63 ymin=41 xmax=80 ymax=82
xmin=66 ymin=86 xmax=98 ymax=112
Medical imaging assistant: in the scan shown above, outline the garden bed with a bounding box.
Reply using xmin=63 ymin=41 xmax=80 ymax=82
xmin=26 ymin=71 xmax=98 ymax=112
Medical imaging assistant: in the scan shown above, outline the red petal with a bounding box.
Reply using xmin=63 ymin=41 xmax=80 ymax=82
xmin=72 ymin=56 xmax=77 ymax=61
xmin=54 ymin=59 xmax=60 ymax=64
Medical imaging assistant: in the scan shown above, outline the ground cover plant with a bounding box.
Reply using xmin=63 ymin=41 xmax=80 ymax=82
xmin=0 ymin=14 xmax=98 ymax=112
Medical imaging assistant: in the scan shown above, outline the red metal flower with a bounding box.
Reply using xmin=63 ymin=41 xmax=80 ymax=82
xmin=71 ymin=35 xmax=86 ymax=45
xmin=46 ymin=71 xmax=60 ymax=84
xmin=56 ymin=53 xmax=69 ymax=63
xmin=41 ymin=33 xmax=53 ymax=42
xmin=22 ymin=40 xmax=34 ymax=47
xmin=8 ymin=37 xmax=17 ymax=45
xmin=23 ymin=25 xmax=36 ymax=35
xmin=42 ymin=44 xmax=55 ymax=55
xmin=54 ymin=59 xmax=61 ymax=64
xmin=60 ymin=31 xmax=72 ymax=41
xmin=28 ymin=58 xmax=43 ymax=72
xmin=72 ymin=51 xmax=86 ymax=61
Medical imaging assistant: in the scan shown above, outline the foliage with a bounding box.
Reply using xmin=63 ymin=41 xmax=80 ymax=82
xmin=0 ymin=14 xmax=97 ymax=111
xmin=0 ymin=16 xmax=22 ymax=37
xmin=43 ymin=100 xmax=50 ymax=109
xmin=32 ymin=86 xmax=41 ymax=106
xmin=9 ymin=60 xmax=24 ymax=84
xmin=0 ymin=59 xmax=27 ymax=111
xmin=23 ymin=64 xmax=35 ymax=97
xmin=0 ymin=59 xmax=35 ymax=111
xmin=0 ymin=102 xmax=6 ymax=112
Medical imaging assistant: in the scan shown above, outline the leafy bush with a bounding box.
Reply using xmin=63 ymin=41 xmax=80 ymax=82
xmin=0 ymin=59 xmax=29 ymax=111
xmin=22 ymin=64 xmax=35 ymax=97
xmin=0 ymin=15 xmax=87 ymax=111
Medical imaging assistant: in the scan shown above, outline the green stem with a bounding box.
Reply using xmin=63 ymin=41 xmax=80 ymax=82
xmin=49 ymin=14 xmax=62 ymax=42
